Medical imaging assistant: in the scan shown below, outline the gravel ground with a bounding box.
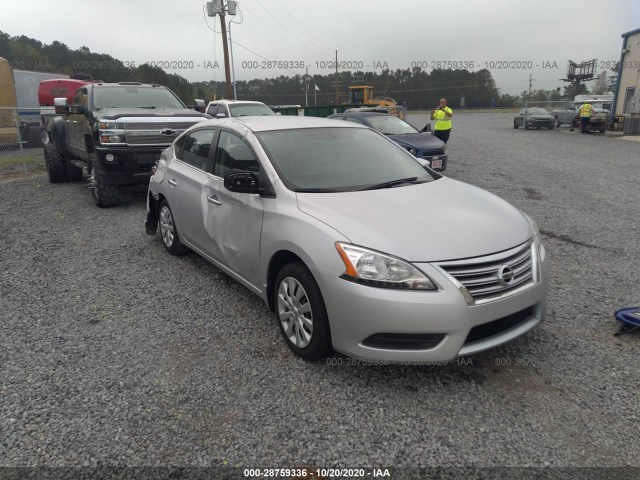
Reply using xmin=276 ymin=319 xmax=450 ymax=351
xmin=1 ymin=113 xmax=639 ymax=472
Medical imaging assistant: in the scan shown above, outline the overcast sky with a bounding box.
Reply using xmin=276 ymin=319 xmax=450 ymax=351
xmin=2 ymin=0 xmax=639 ymax=95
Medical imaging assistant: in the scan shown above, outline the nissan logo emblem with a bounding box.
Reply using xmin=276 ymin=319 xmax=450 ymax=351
xmin=497 ymin=265 xmax=515 ymax=286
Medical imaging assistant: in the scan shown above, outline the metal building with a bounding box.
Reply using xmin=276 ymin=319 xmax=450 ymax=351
xmin=613 ymin=27 xmax=640 ymax=133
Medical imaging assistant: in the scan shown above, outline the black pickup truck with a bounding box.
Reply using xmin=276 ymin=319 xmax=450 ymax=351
xmin=44 ymin=82 xmax=209 ymax=207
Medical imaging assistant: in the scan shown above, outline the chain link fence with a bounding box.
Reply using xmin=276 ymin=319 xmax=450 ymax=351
xmin=0 ymin=107 xmax=48 ymax=175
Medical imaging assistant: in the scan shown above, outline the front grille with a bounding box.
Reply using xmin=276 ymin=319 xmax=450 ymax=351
xmin=120 ymin=121 xmax=197 ymax=130
xmin=126 ymin=130 xmax=188 ymax=145
xmin=362 ymin=333 xmax=446 ymax=350
xmin=464 ymin=306 xmax=534 ymax=345
xmin=438 ymin=242 xmax=535 ymax=303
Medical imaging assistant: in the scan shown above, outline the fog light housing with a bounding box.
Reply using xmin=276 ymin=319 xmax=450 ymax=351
xmin=105 ymin=154 xmax=115 ymax=162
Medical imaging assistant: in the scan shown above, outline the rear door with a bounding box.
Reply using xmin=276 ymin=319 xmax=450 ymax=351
xmin=164 ymin=127 xmax=218 ymax=250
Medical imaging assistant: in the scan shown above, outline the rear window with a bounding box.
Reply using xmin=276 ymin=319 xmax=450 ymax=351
xmin=229 ymin=104 xmax=275 ymax=116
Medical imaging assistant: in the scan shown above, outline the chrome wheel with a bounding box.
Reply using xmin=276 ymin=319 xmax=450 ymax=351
xmin=159 ymin=205 xmax=175 ymax=248
xmin=277 ymin=277 xmax=313 ymax=348
xmin=40 ymin=128 xmax=50 ymax=145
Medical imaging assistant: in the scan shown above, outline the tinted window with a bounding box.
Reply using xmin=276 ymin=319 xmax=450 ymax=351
xmin=214 ymin=131 xmax=260 ymax=177
xmin=344 ymin=116 xmax=365 ymax=125
xmin=93 ymin=86 xmax=185 ymax=109
xmin=181 ymin=129 xmax=215 ymax=172
xmin=257 ymin=127 xmax=433 ymax=192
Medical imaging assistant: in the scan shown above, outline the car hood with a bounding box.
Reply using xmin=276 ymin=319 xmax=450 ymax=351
xmin=296 ymin=178 xmax=531 ymax=262
xmin=94 ymin=108 xmax=210 ymax=120
xmin=386 ymin=132 xmax=445 ymax=152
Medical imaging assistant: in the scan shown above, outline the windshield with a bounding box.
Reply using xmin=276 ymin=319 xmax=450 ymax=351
xmin=522 ymin=108 xmax=548 ymax=115
xmin=229 ymin=104 xmax=275 ymax=116
xmin=365 ymin=115 xmax=419 ymax=135
xmin=93 ymin=86 xmax=185 ymax=109
xmin=257 ymin=127 xmax=434 ymax=192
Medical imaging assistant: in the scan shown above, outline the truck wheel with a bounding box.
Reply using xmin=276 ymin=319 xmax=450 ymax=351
xmin=513 ymin=120 xmax=518 ymax=129
xmin=599 ymin=129 xmax=606 ymax=133
xmin=40 ymin=127 xmax=50 ymax=145
xmin=43 ymin=143 xmax=66 ymax=183
xmin=158 ymin=200 xmax=188 ymax=255
xmin=89 ymin=157 xmax=120 ymax=208
xmin=524 ymin=124 xmax=529 ymax=130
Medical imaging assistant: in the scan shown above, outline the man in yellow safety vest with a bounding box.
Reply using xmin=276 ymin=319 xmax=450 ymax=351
xmin=578 ymin=102 xmax=592 ymax=134
xmin=431 ymin=98 xmax=453 ymax=143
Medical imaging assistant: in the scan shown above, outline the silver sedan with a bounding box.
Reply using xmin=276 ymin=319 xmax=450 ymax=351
xmin=145 ymin=116 xmax=548 ymax=362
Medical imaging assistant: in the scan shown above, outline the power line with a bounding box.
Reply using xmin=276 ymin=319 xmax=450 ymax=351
xmin=264 ymin=0 xmax=333 ymax=59
xmin=238 ymin=3 xmax=322 ymax=62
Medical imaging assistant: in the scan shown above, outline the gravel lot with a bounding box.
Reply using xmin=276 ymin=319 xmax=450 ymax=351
xmin=1 ymin=113 xmax=639 ymax=472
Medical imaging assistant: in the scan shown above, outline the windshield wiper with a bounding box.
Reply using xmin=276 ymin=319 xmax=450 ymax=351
xmin=359 ymin=177 xmax=422 ymax=191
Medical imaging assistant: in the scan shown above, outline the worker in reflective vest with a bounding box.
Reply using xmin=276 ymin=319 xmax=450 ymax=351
xmin=431 ymin=98 xmax=453 ymax=143
xmin=578 ymin=103 xmax=592 ymax=134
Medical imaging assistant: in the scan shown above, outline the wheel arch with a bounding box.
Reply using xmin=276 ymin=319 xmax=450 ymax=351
xmin=266 ymin=250 xmax=306 ymax=312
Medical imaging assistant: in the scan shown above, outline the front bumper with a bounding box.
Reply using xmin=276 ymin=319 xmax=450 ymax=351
xmin=95 ymin=146 xmax=167 ymax=185
xmin=313 ymin=250 xmax=548 ymax=362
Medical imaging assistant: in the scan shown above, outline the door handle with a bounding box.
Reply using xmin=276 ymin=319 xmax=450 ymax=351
xmin=207 ymin=196 xmax=222 ymax=205
xmin=168 ymin=179 xmax=178 ymax=187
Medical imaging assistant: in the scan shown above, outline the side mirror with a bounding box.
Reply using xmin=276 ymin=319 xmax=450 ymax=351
xmin=224 ymin=171 xmax=260 ymax=194
xmin=54 ymin=97 xmax=69 ymax=115
xmin=194 ymin=99 xmax=205 ymax=112
xmin=421 ymin=123 xmax=431 ymax=133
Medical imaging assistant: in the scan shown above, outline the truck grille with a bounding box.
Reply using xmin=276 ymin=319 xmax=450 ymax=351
xmin=437 ymin=241 xmax=536 ymax=304
xmin=112 ymin=117 xmax=205 ymax=146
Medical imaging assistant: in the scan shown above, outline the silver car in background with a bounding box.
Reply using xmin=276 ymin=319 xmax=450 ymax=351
xmin=145 ymin=116 xmax=548 ymax=362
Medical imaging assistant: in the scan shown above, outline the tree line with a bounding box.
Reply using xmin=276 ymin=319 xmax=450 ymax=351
xmin=2 ymin=30 xmax=610 ymax=109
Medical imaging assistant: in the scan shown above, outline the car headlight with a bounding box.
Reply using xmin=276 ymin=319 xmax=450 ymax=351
xmin=335 ymin=242 xmax=438 ymax=290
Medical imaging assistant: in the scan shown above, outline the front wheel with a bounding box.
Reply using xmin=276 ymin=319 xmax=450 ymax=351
xmin=158 ymin=200 xmax=188 ymax=255
xmin=89 ymin=156 xmax=120 ymax=207
xmin=275 ymin=262 xmax=332 ymax=361
xmin=513 ymin=120 xmax=518 ymax=129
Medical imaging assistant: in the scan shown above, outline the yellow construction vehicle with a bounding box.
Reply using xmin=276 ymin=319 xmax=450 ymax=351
xmin=347 ymin=86 xmax=406 ymax=119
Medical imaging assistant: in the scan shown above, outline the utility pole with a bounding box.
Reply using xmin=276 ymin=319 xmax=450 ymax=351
xmin=207 ymin=1 xmax=236 ymax=99
xmin=219 ymin=11 xmax=233 ymax=99
xmin=335 ymin=50 xmax=339 ymax=104
xmin=305 ymin=66 xmax=308 ymax=107
xmin=528 ymin=74 xmax=533 ymax=98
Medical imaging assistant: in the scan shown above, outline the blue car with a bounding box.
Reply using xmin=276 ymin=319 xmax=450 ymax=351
xmin=328 ymin=111 xmax=447 ymax=171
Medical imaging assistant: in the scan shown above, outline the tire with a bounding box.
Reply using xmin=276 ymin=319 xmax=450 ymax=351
xmin=524 ymin=124 xmax=529 ymax=130
xmin=43 ymin=143 xmax=66 ymax=183
xmin=158 ymin=199 xmax=188 ymax=255
xmin=599 ymin=129 xmax=606 ymax=134
xmin=89 ymin=156 xmax=120 ymax=207
xmin=548 ymin=125 xmax=554 ymax=130
xmin=536 ymin=126 xmax=541 ymax=130
xmin=40 ymin=127 xmax=50 ymax=145
xmin=555 ymin=117 xmax=561 ymax=128
xmin=513 ymin=120 xmax=518 ymax=129
xmin=274 ymin=262 xmax=332 ymax=361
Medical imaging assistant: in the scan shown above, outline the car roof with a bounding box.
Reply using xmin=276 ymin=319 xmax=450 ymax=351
xmin=207 ymin=99 xmax=268 ymax=106
xmin=211 ymin=115 xmax=365 ymax=132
